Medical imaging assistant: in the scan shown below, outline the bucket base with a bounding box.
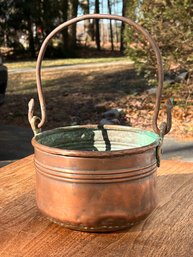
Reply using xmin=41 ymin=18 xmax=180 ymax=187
xmin=47 ymin=216 xmax=140 ymax=232
xmin=41 ymin=210 xmax=150 ymax=232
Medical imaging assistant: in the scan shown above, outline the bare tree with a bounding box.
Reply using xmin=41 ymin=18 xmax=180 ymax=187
xmin=120 ymin=0 xmax=126 ymax=52
xmin=58 ymin=0 xmax=69 ymax=53
xmin=80 ymin=0 xmax=93 ymax=44
xmin=113 ymin=0 xmax=120 ymax=44
xmin=95 ymin=0 xmax=101 ymax=50
xmin=107 ymin=0 xmax=114 ymax=51
xmin=68 ymin=0 xmax=79 ymax=49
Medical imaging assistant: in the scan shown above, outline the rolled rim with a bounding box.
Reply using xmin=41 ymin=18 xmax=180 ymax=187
xmin=32 ymin=125 xmax=160 ymax=158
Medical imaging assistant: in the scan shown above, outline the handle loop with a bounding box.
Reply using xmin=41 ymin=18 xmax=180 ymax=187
xmin=28 ymin=14 xmax=172 ymax=136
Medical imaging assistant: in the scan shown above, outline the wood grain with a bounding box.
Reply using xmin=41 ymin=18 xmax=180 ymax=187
xmin=0 ymin=156 xmax=193 ymax=257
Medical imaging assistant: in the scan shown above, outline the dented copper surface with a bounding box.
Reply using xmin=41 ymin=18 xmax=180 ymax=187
xmin=29 ymin=14 xmax=172 ymax=232
xmin=32 ymin=125 xmax=159 ymax=232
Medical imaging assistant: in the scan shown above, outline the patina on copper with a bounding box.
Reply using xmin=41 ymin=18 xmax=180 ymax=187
xmin=28 ymin=14 xmax=172 ymax=232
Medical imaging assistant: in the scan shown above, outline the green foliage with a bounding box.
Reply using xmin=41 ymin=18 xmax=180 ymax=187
xmin=124 ymin=0 xmax=193 ymax=84
xmin=0 ymin=0 xmax=78 ymax=58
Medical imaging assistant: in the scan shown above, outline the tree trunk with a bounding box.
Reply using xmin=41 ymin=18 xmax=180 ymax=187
xmin=120 ymin=0 xmax=138 ymax=53
xmin=27 ymin=17 xmax=36 ymax=58
xmin=61 ymin=0 xmax=69 ymax=52
xmin=114 ymin=0 xmax=120 ymax=43
xmin=120 ymin=0 xmax=126 ymax=52
xmin=107 ymin=0 xmax=114 ymax=51
xmin=68 ymin=0 xmax=79 ymax=50
xmin=95 ymin=0 xmax=101 ymax=50
xmin=80 ymin=0 xmax=92 ymax=44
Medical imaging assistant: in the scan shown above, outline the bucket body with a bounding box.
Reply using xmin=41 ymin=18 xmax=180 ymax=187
xmin=29 ymin=14 xmax=172 ymax=232
xmin=32 ymin=125 xmax=160 ymax=232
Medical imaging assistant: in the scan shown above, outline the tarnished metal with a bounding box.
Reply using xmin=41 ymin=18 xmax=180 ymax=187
xmin=156 ymin=98 xmax=173 ymax=166
xmin=28 ymin=99 xmax=41 ymax=135
xmin=32 ymin=125 xmax=159 ymax=231
xmin=29 ymin=14 xmax=173 ymax=232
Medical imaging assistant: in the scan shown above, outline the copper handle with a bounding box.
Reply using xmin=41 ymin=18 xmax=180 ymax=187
xmin=28 ymin=14 xmax=172 ymax=136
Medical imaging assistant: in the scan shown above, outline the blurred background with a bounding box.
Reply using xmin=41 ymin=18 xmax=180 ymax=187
xmin=0 ymin=0 xmax=193 ymax=165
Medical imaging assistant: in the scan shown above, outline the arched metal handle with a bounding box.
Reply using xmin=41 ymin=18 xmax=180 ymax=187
xmin=28 ymin=14 xmax=172 ymax=136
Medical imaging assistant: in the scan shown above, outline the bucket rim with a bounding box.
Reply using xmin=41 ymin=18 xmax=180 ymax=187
xmin=32 ymin=124 xmax=161 ymax=158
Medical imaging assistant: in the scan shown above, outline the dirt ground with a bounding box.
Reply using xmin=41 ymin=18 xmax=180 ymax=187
xmin=1 ymin=64 xmax=193 ymax=139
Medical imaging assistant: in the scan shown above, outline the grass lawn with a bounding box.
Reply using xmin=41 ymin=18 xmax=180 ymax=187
xmin=5 ymin=57 xmax=130 ymax=70
xmin=1 ymin=61 xmax=193 ymax=139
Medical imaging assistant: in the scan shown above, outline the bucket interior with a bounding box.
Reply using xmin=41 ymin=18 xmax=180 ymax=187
xmin=35 ymin=125 xmax=160 ymax=152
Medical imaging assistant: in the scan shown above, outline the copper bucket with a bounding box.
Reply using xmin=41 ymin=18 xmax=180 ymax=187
xmin=28 ymin=14 xmax=172 ymax=232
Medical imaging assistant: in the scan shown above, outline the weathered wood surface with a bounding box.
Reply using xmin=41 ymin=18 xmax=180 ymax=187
xmin=0 ymin=155 xmax=192 ymax=257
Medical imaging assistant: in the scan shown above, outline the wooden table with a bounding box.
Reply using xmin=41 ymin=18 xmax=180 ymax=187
xmin=0 ymin=155 xmax=192 ymax=257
